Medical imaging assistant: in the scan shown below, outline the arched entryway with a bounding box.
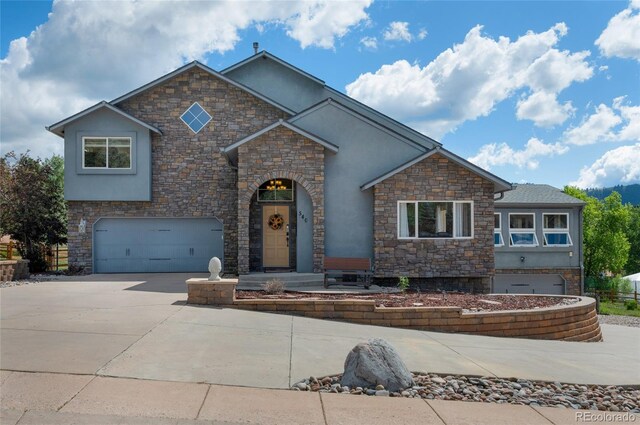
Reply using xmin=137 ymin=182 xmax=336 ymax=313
xmin=237 ymin=171 xmax=323 ymax=274
xmin=246 ymin=178 xmax=314 ymax=272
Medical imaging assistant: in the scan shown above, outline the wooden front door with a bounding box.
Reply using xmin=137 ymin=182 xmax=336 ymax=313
xmin=262 ymin=205 xmax=290 ymax=268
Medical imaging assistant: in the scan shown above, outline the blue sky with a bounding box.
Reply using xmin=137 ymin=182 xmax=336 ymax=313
xmin=1 ymin=0 xmax=639 ymax=188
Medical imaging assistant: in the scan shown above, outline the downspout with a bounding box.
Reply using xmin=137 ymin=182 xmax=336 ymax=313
xmin=578 ymin=205 xmax=584 ymax=295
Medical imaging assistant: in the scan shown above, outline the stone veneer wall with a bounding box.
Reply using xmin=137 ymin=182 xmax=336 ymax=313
xmin=0 ymin=260 xmax=30 ymax=281
xmin=496 ymin=268 xmax=583 ymax=296
xmin=67 ymin=68 xmax=289 ymax=273
xmin=237 ymin=126 xmax=325 ymax=274
xmin=373 ymin=153 xmax=495 ymax=285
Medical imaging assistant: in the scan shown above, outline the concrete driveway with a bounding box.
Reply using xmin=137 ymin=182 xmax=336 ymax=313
xmin=1 ymin=273 xmax=639 ymax=388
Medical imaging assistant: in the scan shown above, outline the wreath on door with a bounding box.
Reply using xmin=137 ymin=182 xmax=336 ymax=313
xmin=268 ymin=213 xmax=284 ymax=230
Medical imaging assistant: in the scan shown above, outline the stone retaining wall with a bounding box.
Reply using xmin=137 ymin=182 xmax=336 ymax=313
xmin=186 ymin=280 xmax=601 ymax=342
xmin=0 ymin=260 xmax=30 ymax=281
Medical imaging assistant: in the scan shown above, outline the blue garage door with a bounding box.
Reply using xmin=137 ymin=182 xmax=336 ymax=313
xmin=94 ymin=218 xmax=223 ymax=273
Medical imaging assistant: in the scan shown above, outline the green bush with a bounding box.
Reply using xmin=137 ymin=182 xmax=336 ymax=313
xmin=624 ymin=299 xmax=638 ymax=310
xmin=398 ymin=276 xmax=410 ymax=292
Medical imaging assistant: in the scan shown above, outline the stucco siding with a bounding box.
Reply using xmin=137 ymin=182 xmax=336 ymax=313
xmin=292 ymin=103 xmax=425 ymax=259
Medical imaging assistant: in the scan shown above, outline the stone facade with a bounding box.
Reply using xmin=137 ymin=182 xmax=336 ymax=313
xmin=237 ymin=126 xmax=325 ymax=274
xmin=67 ymin=67 xmax=288 ymax=273
xmin=0 ymin=260 xmax=30 ymax=281
xmin=373 ymin=153 xmax=495 ymax=282
xmin=496 ymin=268 xmax=583 ymax=296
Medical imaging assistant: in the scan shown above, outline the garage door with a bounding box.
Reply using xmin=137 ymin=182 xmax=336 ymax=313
xmin=94 ymin=218 xmax=223 ymax=273
xmin=493 ymin=274 xmax=565 ymax=295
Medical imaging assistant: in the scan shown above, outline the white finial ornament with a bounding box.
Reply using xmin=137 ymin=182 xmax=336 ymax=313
xmin=208 ymin=257 xmax=222 ymax=281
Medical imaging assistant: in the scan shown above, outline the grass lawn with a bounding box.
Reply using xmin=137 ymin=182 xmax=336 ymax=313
xmin=599 ymin=300 xmax=640 ymax=317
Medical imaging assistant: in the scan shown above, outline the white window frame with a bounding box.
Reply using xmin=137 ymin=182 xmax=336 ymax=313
xmin=494 ymin=213 xmax=504 ymax=247
xmin=508 ymin=212 xmax=538 ymax=247
xmin=397 ymin=200 xmax=474 ymax=240
xmin=180 ymin=101 xmax=212 ymax=134
xmin=542 ymin=213 xmax=573 ymax=247
xmin=82 ymin=136 xmax=132 ymax=170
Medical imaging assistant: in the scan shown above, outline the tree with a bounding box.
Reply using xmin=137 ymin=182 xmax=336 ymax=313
xmin=0 ymin=152 xmax=67 ymax=272
xmin=563 ymin=187 xmax=630 ymax=278
xmin=625 ymin=205 xmax=640 ymax=275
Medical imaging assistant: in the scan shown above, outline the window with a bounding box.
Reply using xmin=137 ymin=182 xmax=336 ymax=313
xmin=180 ymin=102 xmax=212 ymax=134
xmin=398 ymin=201 xmax=473 ymax=239
xmin=257 ymin=179 xmax=294 ymax=202
xmin=509 ymin=213 xmax=538 ymax=247
xmin=82 ymin=137 xmax=131 ymax=169
xmin=494 ymin=213 xmax=504 ymax=247
xmin=543 ymin=213 xmax=572 ymax=246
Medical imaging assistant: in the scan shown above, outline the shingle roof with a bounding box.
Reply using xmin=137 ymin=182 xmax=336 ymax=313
xmin=496 ymin=184 xmax=585 ymax=206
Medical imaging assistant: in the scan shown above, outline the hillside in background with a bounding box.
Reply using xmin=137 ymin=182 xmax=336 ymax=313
xmin=586 ymin=184 xmax=640 ymax=206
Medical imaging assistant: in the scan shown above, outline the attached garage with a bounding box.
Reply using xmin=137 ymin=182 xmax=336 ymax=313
xmin=493 ymin=274 xmax=565 ymax=295
xmin=94 ymin=218 xmax=223 ymax=273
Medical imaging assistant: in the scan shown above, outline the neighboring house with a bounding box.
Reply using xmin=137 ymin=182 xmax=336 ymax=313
xmin=494 ymin=184 xmax=585 ymax=295
xmin=47 ymin=50 xmax=583 ymax=294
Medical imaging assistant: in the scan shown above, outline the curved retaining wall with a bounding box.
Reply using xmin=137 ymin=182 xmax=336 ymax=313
xmin=186 ymin=280 xmax=601 ymax=342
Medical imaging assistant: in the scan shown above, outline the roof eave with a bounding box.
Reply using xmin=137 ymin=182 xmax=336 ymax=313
xmin=221 ymin=51 xmax=325 ymax=85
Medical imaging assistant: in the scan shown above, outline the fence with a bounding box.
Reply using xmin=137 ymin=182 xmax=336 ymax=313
xmin=586 ymin=289 xmax=638 ymax=303
xmin=0 ymin=242 xmax=68 ymax=271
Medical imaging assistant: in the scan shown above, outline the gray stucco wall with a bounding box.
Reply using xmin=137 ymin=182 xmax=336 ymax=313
xmin=63 ymin=108 xmax=151 ymax=201
xmin=291 ymin=103 xmax=424 ymax=259
xmin=296 ymin=184 xmax=314 ymax=272
xmin=224 ymin=58 xmax=326 ymax=113
xmin=494 ymin=207 xmax=582 ymax=269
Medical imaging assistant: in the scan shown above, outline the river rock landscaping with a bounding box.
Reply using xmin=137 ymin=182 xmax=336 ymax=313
xmin=292 ymin=373 xmax=640 ymax=413
xmin=236 ymin=290 xmax=579 ymax=311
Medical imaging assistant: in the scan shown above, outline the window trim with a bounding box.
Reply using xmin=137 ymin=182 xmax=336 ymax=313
xmin=396 ymin=200 xmax=474 ymax=240
xmin=494 ymin=213 xmax=504 ymax=247
xmin=508 ymin=212 xmax=538 ymax=247
xmin=180 ymin=101 xmax=212 ymax=134
xmin=542 ymin=213 xmax=573 ymax=247
xmin=81 ymin=136 xmax=132 ymax=170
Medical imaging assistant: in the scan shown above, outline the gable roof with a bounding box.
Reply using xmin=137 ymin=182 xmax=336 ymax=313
xmin=289 ymin=98 xmax=428 ymax=152
xmin=220 ymin=51 xmax=441 ymax=149
xmin=222 ymin=119 xmax=339 ymax=154
xmin=110 ymin=61 xmax=295 ymax=115
xmin=360 ymin=147 xmax=512 ymax=193
xmin=496 ymin=184 xmax=586 ymax=206
xmin=46 ymin=101 xmax=162 ymax=137
xmin=221 ymin=51 xmax=325 ymax=85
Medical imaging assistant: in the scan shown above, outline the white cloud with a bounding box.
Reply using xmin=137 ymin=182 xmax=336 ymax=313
xmin=0 ymin=0 xmax=372 ymax=158
xmin=383 ymin=21 xmax=412 ymax=42
xmin=346 ymin=23 xmax=593 ymax=138
xmin=571 ymin=144 xmax=640 ymax=188
xmin=562 ymin=97 xmax=640 ymax=146
xmin=360 ymin=36 xmax=378 ymax=50
xmin=468 ymin=138 xmax=569 ymax=171
xmin=516 ymin=91 xmax=575 ymax=127
xmin=595 ymin=0 xmax=640 ymax=61
xmin=417 ymin=28 xmax=428 ymax=40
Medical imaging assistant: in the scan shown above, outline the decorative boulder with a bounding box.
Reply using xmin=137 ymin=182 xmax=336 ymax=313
xmin=341 ymin=338 xmax=414 ymax=392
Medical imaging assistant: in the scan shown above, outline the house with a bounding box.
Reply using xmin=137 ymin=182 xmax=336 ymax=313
xmin=47 ymin=50 xmax=581 ymax=295
xmin=494 ymin=184 xmax=585 ymax=295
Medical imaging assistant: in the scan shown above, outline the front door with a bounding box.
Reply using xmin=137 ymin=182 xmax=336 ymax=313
xmin=263 ymin=205 xmax=290 ymax=268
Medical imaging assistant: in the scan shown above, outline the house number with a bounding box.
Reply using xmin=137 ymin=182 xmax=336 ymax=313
xmin=298 ymin=211 xmax=308 ymax=223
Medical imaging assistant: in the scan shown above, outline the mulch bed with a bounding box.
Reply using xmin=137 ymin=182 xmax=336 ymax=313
xmin=235 ymin=290 xmax=578 ymax=311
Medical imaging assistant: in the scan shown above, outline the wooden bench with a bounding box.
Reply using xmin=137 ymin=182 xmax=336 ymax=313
xmin=323 ymin=257 xmax=372 ymax=289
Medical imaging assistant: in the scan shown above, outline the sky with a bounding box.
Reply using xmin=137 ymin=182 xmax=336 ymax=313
xmin=1 ymin=0 xmax=639 ymax=189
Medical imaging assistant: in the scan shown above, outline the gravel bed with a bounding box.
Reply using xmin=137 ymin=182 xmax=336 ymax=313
xmin=292 ymin=373 xmax=640 ymax=413
xmin=236 ymin=290 xmax=578 ymax=311
xmin=0 ymin=274 xmax=63 ymax=288
xmin=598 ymin=314 xmax=640 ymax=328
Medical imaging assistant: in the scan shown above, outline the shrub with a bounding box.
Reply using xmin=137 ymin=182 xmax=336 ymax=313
xmin=398 ymin=276 xmax=409 ymax=292
xmin=624 ymin=299 xmax=638 ymax=310
xmin=262 ymin=278 xmax=285 ymax=294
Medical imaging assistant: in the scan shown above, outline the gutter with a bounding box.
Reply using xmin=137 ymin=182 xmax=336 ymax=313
xmin=219 ymin=148 xmax=238 ymax=169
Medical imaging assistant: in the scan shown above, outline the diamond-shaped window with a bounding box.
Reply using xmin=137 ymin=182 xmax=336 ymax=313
xmin=180 ymin=102 xmax=212 ymax=134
